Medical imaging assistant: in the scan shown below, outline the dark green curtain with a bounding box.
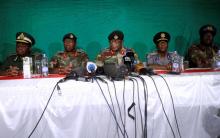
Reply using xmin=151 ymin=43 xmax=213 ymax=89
xmin=0 ymin=0 xmax=220 ymax=62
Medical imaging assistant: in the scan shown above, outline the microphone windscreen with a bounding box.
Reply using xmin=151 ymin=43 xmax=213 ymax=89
xmin=86 ymin=62 xmax=97 ymax=73
xmin=103 ymin=63 xmax=128 ymax=80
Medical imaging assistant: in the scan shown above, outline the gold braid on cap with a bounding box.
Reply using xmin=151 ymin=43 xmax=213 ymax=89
xmin=16 ymin=33 xmax=32 ymax=44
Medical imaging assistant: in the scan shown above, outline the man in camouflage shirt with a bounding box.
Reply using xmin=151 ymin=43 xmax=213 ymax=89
xmin=188 ymin=24 xmax=219 ymax=68
xmin=146 ymin=32 xmax=173 ymax=70
xmin=0 ymin=32 xmax=36 ymax=76
xmin=96 ymin=30 xmax=144 ymax=73
xmin=49 ymin=33 xmax=88 ymax=75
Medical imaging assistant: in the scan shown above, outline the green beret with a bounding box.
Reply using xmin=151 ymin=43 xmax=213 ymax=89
xmin=16 ymin=32 xmax=35 ymax=46
xmin=108 ymin=30 xmax=124 ymax=41
xmin=153 ymin=32 xmax=170 ymax=44
xmin=63 ymin=33 xmax=77 ymax=42
xmin=199 ymin=24 xmax=217 ymax=37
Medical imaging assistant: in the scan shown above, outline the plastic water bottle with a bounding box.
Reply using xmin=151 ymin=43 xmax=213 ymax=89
xmin=171 ymin=51 xmax=182 ymax=74
xmin=23 ymin=57 xmax=33 ymax=78
xmin=180 ymin=56 xmax=184 ymax=71
xmin=213 ymin=50 xmax=220 ymax=69
xmin=41 ymin=54 xmax=49 ymax=77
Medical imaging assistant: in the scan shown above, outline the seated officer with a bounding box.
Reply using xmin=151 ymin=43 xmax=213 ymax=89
xmin=188 ymin=24 xmax=219 ymax=68
xmin=96 ymin=30 xmax=144 ymax=73
xmin=0 ymin=32 xmax=36 ymax=76
xmin=146 ymin=32 xmax=173 ymax=70
xmin=49 ymin=33 xmax=89 ymax=75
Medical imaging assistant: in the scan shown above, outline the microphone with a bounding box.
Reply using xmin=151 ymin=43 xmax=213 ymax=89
xmin=139 ymin=67 xmax=157 ymax=75
xmin=123 ymin=51 xmax=135 ymax=72
xmin=86 ymin=61 xmax=108 ymax=83
xmin=123 ymin=51 xmax=135 ymax=63
xmin=129 ymin=72 xmax=139 ymax=77
xmin=58 ymin=64 xmax=95 ymax=83
xmin=103 ymin=63 xmax=128 ymax=81
xmin=128 ymin=68 xmax=156 ymax=78
xmin=86 ymin=61 xmax=97 ymax=73
xmin=58 ymin=71 xmax=78 ymax=83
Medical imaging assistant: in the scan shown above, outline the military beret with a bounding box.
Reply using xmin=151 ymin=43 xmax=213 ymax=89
xmin=63 ymin=33 xmax=77 ymax=42
xmin=16 ymin=32 xmax=35 ymax=46
xmin=199 ymin=24 xmax=217 ymax=37
xmin=153 ymin=32 xmax=170 ymax=44
xmin=108 ymin=30 xmax=124 ymax=41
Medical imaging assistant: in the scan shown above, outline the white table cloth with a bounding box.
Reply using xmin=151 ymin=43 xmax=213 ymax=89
xmin=0 ymin=72 xmax=220 ymax=138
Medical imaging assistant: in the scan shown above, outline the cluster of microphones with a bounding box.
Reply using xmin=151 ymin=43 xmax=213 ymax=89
xmin=59 ymin=50 xmax=155 ymax=82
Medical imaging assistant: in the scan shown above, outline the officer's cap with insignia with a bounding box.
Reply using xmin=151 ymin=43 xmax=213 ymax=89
xmin=108 ymin=30 xmax=124 ymax=41
xmin=63 ymin=33 xmax=77 ymax=42
xmin=153 ymin=32 xmax=170 ymax=44
xmin=16 ymin=32 xmax=35 ymax=46
xmin=199 ymin=24 xmax=217 ymax=37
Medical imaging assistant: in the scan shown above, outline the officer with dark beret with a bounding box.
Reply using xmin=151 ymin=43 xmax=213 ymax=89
xmin=146 ymin=32 xmax=173 ymax=70
xmin=153 ymin=31 xmax=170 ymax=44
xmin=199 ymin=24 xmax=216 ymax=37
xmin=0 ymin=32 xmax=36 ymax=76
xmin=188 ymin=24 xmax=219 ymax=68
xmin=49 ymin=33 xmax=88 ymax=75
xmin=108 ymin=30 xmax=124 ymax=41
xmin=63 ymin=33 xmax=77 ymax=42
xmin=96 ymin=30 xmax=144 ymax=75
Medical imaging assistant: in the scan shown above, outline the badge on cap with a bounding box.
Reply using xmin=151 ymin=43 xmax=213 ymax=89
xmin=206 ymin=26 xmax=213 ymax=31
xmin=18 ymin=33 xmax=25 ymax=40
xmin=70 ymin=34 xmax=74 ymax=39
xmin=161 ymin=33 xmax=165 ymax=38
xmin=114 ymin=35 xmax=119 ymax=40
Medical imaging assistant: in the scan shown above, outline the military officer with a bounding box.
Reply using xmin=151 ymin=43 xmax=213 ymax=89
xmin=96 ymin=30 xmax=144 ymax=73
xmin=188 ymin=24 xmax=219 ymax=68
xmin=0 ymin=32 xmax=36 ymax=76
xmin=146 ymin=32 xmax=173 ymax=70
xmin=49 ymin=33 xmax=89 ymax=75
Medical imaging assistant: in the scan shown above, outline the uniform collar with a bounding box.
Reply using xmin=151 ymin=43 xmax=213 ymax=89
xmin=110 ymin=47 xmax=126 ymax=55
xmin=198 ymin=44 xmax=213 ymax=51
xmin=157 ymin=50 xmax=168 ymax=58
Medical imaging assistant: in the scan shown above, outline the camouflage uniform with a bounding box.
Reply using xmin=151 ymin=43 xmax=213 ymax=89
xmin=50 ymin=49 xmax=88 ymax=70
xmin=188 ymin=44 xmax=216 ymax=68
xmin=96 ymin=47 xmax=142 ymax=69
xmin=146 ymin=51 xmax=173 ymax=66
xmin=96 ymin=30 xmax=143 ymax=73
xmin=188 ymin=24 xmax=220 ymax=68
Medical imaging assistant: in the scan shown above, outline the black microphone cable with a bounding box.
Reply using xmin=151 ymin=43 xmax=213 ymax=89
xmin=129 ymin=74 xmax=149 ymax=138
xmin=123 ymin=79 xmax=127 ymax=138
xmin=107 ymin=81 xmax=120 ymax=138
xmin=136 ymin=75 xmax=149 ymax=138
xmin=96 ymin=76 xmax=120 ymax=138
xmin=112 ymin=80 xmax=129 ymax=138
xmin=130 ymin=77 xmax=144 ymax=135
xmin=146 ymin=75 xmax=176 ymax=138
xmin=128 ymin=78 xmax=137 ymax=138
xmin=157 ymin=74 xmax=182 ymax=138
xmin=95 ymin=78 xmax=128 ymax=138
xmin=27 ymin=82 xmax=59 ymax=138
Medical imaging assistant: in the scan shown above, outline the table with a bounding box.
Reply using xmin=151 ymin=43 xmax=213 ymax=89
xmin=0 ymin=72 xmax=220 ymax=138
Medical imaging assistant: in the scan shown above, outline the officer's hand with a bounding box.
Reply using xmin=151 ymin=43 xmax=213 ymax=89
xmin=6 ymin=66 xmax=20 ymax=76
xmin=58 ymin=65 xmax=72 ymax=75
xmin=166 ymin=63 xmax=172 ymax=70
